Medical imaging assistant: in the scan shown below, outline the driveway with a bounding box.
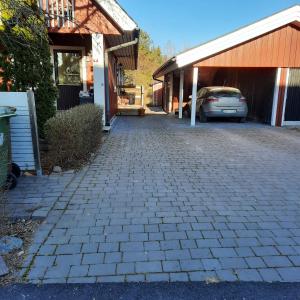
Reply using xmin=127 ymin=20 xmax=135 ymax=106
xmin=16 ymin=115 xmax=300 ymax=283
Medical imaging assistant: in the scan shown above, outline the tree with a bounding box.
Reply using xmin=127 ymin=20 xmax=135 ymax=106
xmin=0 ymin=0 xmax=57 ymax=136
xmin=125 ymin=30 xmax=165 ymax=105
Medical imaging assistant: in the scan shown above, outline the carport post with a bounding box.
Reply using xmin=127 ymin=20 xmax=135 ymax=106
xmin=191 ymin=67 xmax=198 ymax=126
xmin=179 ymin=70 xmax=184 ymax=119
xmin=169 ymin=72 xmax=173 ymax=113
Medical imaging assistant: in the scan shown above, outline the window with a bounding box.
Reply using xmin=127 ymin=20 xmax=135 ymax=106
xmin=209 ymin=90 xmax=241 ymax=98
xmin=54 ymin=51 xmax=82 ymax=85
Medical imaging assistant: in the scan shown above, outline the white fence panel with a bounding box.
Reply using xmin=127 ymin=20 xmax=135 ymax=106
xmin=0 ymin=92 xmax=41 ymax=173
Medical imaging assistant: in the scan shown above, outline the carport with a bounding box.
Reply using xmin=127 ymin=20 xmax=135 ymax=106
xmin=153 ymin=5 xmax=300 ymax=127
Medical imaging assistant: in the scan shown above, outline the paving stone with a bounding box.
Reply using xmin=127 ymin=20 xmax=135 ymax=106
xmin=276 ymin=267 xmax=300 ymax=281
xmin=120 ymin=242 xmax=144 ymax=252
xmin=55 ymin=254 xmax=82 ymax=266
xmin=97 ymin=275 xmax=125 ymax=282
xmin=170 ymin=272 xmax=189 ymax=282
xmin=164 ymin=231 xmax=187 ymax=240
xmin=123 ymin=252 xmax=147 ymax=262
xmin=236 ymin=269 xmax=262 ymax=281
xmin=165 ymin=250 xmax=191 ymax=260
xmin=81 ymin=243 xmax=99 ymax=254
xmin=236 ymin=238 xmax=260 ymax=247
xmin=180 ymin=259 xmax=203 ymax=271
xmin=144 ymin=241 xmax=160 ymax=251
xmin=82 ymin=253 xmax=104 ymax=265
xmin=104 ymin=252 xmax=122 ymax=263
xmin=263 ymin=256 xmax=293 ymax=268
xmin=258 ymin=269 xmax=282 ymax=282
xmin=98 ymin=243 xmax=119 ymax=252
xmin=89 ymin=264 xmax=116 ymax=276
xmin=245 ymin=257 xmax=266 ymax=268
xmin=44 ymin=265 xmax=70 ymax=279
xmin=146 ymin=273 xmax=169 ymax=282
xmin=117 ymin=263 xmax=135 ymax=274
xmin=219 ymin=258 xmax=248 ymax=269
xmin=28 ymin=266 xmax=47 ymax=280
xmin=69 ymin=265 xmax=89 ymax=277
xmin=43 ymin=278 xmax=66 ymax=283
xmin=201 ymin=258 xmax=222 ymax=271
xmin=289 ymin=256 xmax=300 ymax=266
xmin=147 ymin=250 xmax=165 ymax=261
xmin=189 ymin=271 xmax=217 ymax=281
xmin=196 ymin=239 xmax=221 ymax=248
xmin=180 ymin=240 xmax=197 ymax=249
xmin=162 ymin=261 xmax=181 ymax=272
xmin=126 ymin=274 xmax=145 ymax=282
xmin=34 ymin=256 xmax=55 ymax=267
xmin=10 ymin=116 xmax=300 ymax=283
xmin=216 ymin=270 xmax=238 ymax=282
xmin=211 ymin=248 xmax=237 ymax=258
xmin=68 ymin=277 xmax=96 ymax=283
xmin=235 ymin=247 xmax=254 ymax=257
xmin=252 ymin=246 xmax=279 ymax=256
xmin=56 ymin=244 xmax=81 ymax=255
xmin=38 ymin=245 xmax=56 ymax=256
xmin=136 ymin=261 xmax=162 ymax=273
xmin=190 ymin=249 xmax=212 ymax=259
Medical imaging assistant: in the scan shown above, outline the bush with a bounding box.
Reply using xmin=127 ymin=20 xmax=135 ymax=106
xmin=45 ymin=104 xmax=103 ymax=170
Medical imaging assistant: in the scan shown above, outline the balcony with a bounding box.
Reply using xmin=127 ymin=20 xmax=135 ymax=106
xmin=38 ymin=0 xmax=75 ymax=28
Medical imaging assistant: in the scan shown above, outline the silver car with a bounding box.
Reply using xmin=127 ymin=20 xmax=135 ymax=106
xmin=186 ymin=86 xmax=248 ymax=122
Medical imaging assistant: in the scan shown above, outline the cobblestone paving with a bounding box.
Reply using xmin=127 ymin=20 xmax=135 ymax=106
xmin=20 ymin=116 xmax=300 ymax=283
xmin=6 ymin=173 xmax=75 ymax=220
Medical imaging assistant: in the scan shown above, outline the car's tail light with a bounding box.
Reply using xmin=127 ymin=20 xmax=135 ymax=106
xmin=239 ymin=97 xmax=246 ymax=102
xmin=206 ymin=97 xmax=219 ymax=102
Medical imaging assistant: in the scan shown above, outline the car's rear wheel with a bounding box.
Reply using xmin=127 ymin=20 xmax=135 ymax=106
xmin=199 ymin=108 xmax=207 ymax=123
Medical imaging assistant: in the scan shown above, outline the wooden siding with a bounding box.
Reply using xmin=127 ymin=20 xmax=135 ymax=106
xmin=194 ymin=25 xmax=300 ymax=68
xmin=152 ymin=82 xmax=163 ymax=106
xmin=47 ymin=0 xmax=121 ymax=35
xmin=0 ymin=92 xmax=36 ymax=170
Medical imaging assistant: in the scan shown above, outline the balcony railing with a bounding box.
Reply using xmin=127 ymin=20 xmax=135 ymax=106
xmin=38 ymin=0 xmax=75 ymax=28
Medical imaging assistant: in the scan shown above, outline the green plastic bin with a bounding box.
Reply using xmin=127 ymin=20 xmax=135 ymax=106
xmin=0 ymin=106 xmax=17 ymax=188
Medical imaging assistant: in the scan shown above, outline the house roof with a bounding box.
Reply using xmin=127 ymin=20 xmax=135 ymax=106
xmin=96 ymin=0 xmax=139 ymax=70
xmin=153 ymin=5 xmax=300 ymax=79
xmin=96 ymin=0 xmax=138 ymax=32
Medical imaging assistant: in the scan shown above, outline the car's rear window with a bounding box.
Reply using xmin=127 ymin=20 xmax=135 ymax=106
xmin=209 ymin=90 xmax=241 ymax=97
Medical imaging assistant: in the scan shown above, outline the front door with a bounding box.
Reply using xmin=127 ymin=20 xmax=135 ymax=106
xmin=54 ymin=50 xmax=83 ymax=110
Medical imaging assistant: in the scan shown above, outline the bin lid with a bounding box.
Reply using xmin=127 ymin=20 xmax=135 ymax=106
xmin=0 ymin=106 xmax=17 ymax=118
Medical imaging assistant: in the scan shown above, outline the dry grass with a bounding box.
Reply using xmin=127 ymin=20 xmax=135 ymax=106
xmin=0 ymin=192 xmax=40 ymax=285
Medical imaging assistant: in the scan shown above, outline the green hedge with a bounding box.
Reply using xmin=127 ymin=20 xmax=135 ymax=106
xmin=45 ymin=104 xmax=103 ymax=170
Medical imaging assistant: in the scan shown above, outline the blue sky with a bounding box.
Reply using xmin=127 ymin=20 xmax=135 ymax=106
xmin=119 ymin=0 xmax=299 ymax=55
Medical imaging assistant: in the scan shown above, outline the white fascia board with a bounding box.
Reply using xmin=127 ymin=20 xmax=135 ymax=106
xmin=176 ymin=5 xmax=300 ymax=68
xmin=96 ymin=0 xmax=137 ymax=31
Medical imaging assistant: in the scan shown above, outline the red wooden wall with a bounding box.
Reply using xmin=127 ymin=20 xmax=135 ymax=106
xmin=194 ymin=24 xmax=300 ymax=68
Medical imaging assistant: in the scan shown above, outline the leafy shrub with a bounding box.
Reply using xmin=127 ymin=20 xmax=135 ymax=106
xmin=45 ymin=104 xmax=103 ymax=170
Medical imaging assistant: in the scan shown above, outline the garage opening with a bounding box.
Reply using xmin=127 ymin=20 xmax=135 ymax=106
xmin=171 ymin=67 xmax=278 ymax=124
xmin=207 ymin=67 xmax=277 ymax=124
xmin=284 ymin=68 xmax=300 ymax=124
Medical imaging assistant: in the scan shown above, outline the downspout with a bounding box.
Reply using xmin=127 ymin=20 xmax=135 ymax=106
xmin=104 ymin=38 xmax=139 ymax=126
